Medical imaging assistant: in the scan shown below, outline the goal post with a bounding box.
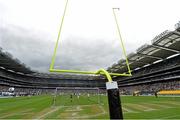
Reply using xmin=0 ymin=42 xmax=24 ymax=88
xmin=49 ymin=0 xmax=132 ymax=119
xmin=49 ymin=0 xmax=132 ymax=77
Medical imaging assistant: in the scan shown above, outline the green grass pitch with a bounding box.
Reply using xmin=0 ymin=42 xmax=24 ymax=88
xmin=0 ymin=95 xmax=180 ymax=119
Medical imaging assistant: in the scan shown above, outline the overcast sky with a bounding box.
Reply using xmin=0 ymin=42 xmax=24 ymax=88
xmin=0 ymin=0 xmax=180 ymax=73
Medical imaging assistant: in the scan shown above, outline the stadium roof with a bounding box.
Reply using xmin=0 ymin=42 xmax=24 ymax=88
xmin=107 ymin=22 xmax=180 ymax=74
xmin=0 ymin=47 xmax=33 ymax=74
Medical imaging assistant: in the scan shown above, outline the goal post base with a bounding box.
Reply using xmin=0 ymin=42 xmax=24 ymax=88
xmin=106 ymin=81 xmax=123 ymax=119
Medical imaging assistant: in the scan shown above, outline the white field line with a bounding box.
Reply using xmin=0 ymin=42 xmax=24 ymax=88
xmin=0 ymin=109 xmax=34 ymax=118
xmin=65 ymin=104 xmax=98 ymax=107
xmin=126 ymin=103 xmax=155 ymax=112
xmin=37 ymin=106 xmax=62 ymax=119
xmin=0 ymin=111 xmax=31 ymax=119
xmin=15 ymin=112 xmax=33 ymax=115
xmin=141 ymin=103 xmax=160 ymax=109
xmin=147 ymin=103 xmax=173 ymax=109
xmin=135 ymin=104 xmax=154 ymax=111
xmin=71 ymin=112 xmax=78 ymax=116
xmin=125 ymin=103 xmax=143 ymax=111
xmin=64 ymin=106 xmax=82 ymax=118
xmin=57 ymin=104 xmax=100 ymax=118
xmin=122 ymin=106 xmax=137 ymax=113
xmin=160 ymin=101 xmax=180 ymax=106
xmin=77 ymin=105 xmax=106 ymax=119
xmin=70 ymin=106 xmax=83 ymax=117
xmin=65 ymin=106 xmax=82 ymax=112
xmin=64 ymin=105 xmax=106 ymax=119
xmin=160 ymin=114 xmax=180 ymax=119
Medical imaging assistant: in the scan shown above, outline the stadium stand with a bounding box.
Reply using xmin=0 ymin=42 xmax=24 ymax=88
xmin=0 ymin=47 xmax=105 ymax=95
xmin=108 ymin=21 xmax=180 ymax=94
xmin=0 ymin=47 xmax=33 ymax=74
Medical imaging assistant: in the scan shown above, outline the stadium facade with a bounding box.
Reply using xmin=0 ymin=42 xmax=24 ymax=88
xmin=0 ymin=22 xmax=180 ymax=94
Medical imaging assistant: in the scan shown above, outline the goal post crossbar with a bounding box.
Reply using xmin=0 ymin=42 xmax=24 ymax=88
xmin=49 ymin=69 xmax=131 ymax=78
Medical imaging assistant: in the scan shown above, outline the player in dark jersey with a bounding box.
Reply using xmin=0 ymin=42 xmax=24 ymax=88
xmin=70 ymin=94 xmax=73 ymax=102
xmin=155 ymin=92 xmax=158 ymax=98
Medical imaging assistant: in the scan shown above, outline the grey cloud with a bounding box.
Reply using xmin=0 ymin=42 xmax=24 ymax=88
xmin=0 ymin=24 xmax=53 ymax=72
xmin=0 ymin=24 xmax=135 ymax=73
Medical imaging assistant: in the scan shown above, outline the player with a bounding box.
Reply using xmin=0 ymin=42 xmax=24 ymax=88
xmin=70 ymin=94 xmax=73 ymax=102
xmin=87 ymin=93 xmax=90 ymax=100
xmin=155 ymin=92 xmax=158 ymax=98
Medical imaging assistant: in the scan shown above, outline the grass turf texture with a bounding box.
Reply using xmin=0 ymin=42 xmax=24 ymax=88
xmin=0 ymin=95 xmax=180 ymax=119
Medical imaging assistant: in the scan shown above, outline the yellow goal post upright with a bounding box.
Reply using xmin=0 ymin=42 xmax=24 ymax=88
xmin=49 ymin=0 xmax=132 ymax=119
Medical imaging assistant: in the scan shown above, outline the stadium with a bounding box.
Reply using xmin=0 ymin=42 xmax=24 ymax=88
xmin=0 ymin=0 xmax=180 ymax=119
